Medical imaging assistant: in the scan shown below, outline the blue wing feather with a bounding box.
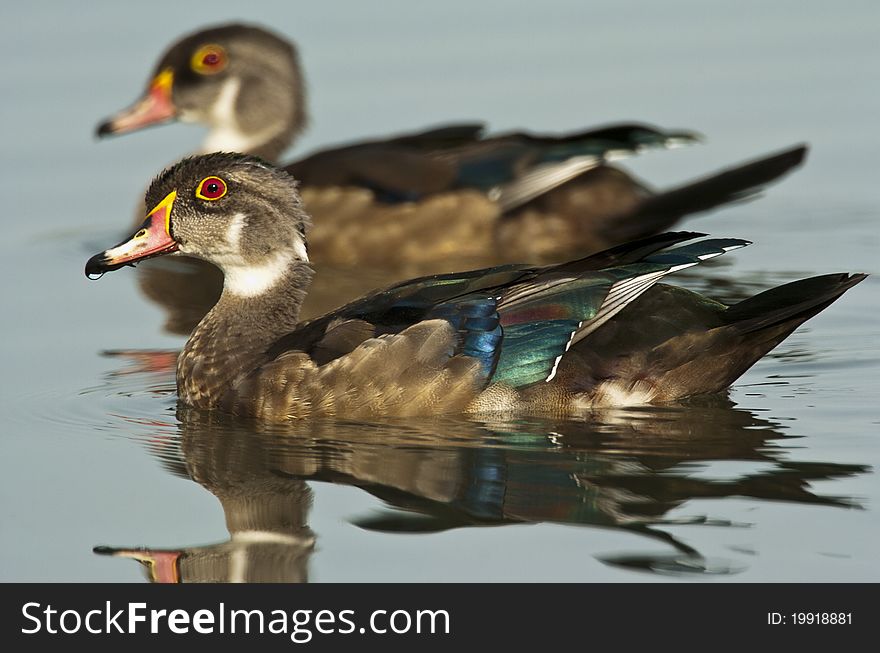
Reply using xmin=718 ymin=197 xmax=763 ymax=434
xmin=427 ymin=299 xmax=503 ymax=378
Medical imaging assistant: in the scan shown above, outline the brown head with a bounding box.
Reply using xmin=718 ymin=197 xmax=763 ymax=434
xmin=86 ymin=153 xmax=311 ymax=298
xmin=96 ymin=24 xmax=307 ymax=160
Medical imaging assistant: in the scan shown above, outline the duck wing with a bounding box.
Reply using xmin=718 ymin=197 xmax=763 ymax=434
xmin=287 ymin=123 xmax=695 ymax=204
xmin=267 ymin=232 xmax=741 ymax=385
xmin=285 ymin=123 xmax=486 ymax=199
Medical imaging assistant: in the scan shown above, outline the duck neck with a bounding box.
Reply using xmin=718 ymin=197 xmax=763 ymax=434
xmin=178 ymin=259 xmax=314 ymax=409
xmin=201 ymin=121 xmax=299 ymax=162
xmin=198 ymin=76 xmax=307 ymax=162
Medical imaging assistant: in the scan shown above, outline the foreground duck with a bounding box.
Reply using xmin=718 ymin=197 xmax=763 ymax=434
xmin=97 ymin=22 xmax=782 ymax=266
xmin=86 ymin=154 xmax=864 ymax=421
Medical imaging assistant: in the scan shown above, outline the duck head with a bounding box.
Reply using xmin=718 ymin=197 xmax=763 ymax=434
xmin=96 ymin=24 xmax=307 ymax=160
xmin=86 ymin=153 xmax=311 ymax=297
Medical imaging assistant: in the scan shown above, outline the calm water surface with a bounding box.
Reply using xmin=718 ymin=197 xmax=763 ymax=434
xmin=1 ymin=0 xmax=878 ymax=581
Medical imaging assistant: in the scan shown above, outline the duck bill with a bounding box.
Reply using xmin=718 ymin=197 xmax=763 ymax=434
xmin=96 ymin=69 xmax=177 ymax=137
xmin=85 ymin=190 xmax=179 ymax=277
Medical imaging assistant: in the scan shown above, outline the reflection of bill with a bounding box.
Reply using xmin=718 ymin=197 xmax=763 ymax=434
xmin=93 ymin=547 xmax=185 ymax=583
xmin=95 ymin=481 xmax=314 ymax=583
xmin=94 ymin=398 xmax=867 ymax=581
xmin=103 ymin=349 xmax=179 ymax=376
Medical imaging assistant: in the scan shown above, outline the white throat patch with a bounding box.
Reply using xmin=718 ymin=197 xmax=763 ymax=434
xmin=223 ymin=250 xmax=295 ymax=298
xmin=179 ymin=211 xmax=309 ymax=298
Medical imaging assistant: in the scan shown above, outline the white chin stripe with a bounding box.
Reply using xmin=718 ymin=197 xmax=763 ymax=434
xmin=225 ymin=213 xmax=247 ymax=249
xmin=223 ymin=251 xmax=295 ymax=298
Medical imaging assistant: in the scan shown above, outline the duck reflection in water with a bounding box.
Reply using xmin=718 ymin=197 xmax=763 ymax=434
xmin=94 ymin=396 xmax=867 ymax=581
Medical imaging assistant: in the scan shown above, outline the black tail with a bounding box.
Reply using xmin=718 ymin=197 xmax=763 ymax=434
xmin=689 ymin=271 xmax=867 ymax=393
xmin=725 ymin=272 xmax=867 ymax=334
xmin=599 ymin=144 xmax=808 ymax=242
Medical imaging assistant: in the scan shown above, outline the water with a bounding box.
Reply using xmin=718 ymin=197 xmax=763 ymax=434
xmin=1 ymin=0 xmax=878 ymax=582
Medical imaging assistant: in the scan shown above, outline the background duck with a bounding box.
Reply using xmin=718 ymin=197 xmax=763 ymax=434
xmin=86 ymin=154 xmax=864 ymax=421
xmin=96 ymin=22 xmax=801 ymax=266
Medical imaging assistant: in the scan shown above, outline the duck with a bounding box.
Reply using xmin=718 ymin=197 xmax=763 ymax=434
xmin=96 ymin=21 xmax=786 ymax=267
xmin=85 ymin=153 xmax=865 ymax=421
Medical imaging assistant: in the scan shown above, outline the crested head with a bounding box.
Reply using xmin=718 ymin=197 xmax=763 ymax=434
xmin=151 ymin=152 xmax=310 ymax=278
xmin=158 ymin=24 xmax=307 ymax=157
xmin=98 ymin=23 xmax=307 ymax=160
xmin=87 ymin=153 xmax=312 ymax=298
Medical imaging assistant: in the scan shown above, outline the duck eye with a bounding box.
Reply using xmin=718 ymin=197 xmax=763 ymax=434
xmin=191 ymin=44 xmax=228 ymax=75
xmin=196 ymin=176 xmax=228 ymax=201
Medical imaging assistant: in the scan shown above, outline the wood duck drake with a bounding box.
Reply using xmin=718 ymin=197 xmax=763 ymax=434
xmin=95 ymin=22 xmax=792 ymax=267
xmin=86 ymin=154 xmax=864 ymax=421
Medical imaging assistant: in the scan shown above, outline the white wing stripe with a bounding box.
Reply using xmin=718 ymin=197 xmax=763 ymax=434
xmin=492 ymin=156 xmax=602 ymax=211
xmin=569 ymin=260 xmax=702 ymax=347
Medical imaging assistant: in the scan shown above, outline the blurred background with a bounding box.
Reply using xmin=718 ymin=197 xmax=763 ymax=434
xmin=0 ymin=0 xmax=877 ymax=582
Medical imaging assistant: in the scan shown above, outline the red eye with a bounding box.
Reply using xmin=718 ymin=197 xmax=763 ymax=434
xmin=191 ymin=44 xmax=228 ymax=75
xmin=196 ymin=176 xmax=227 ymax=201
